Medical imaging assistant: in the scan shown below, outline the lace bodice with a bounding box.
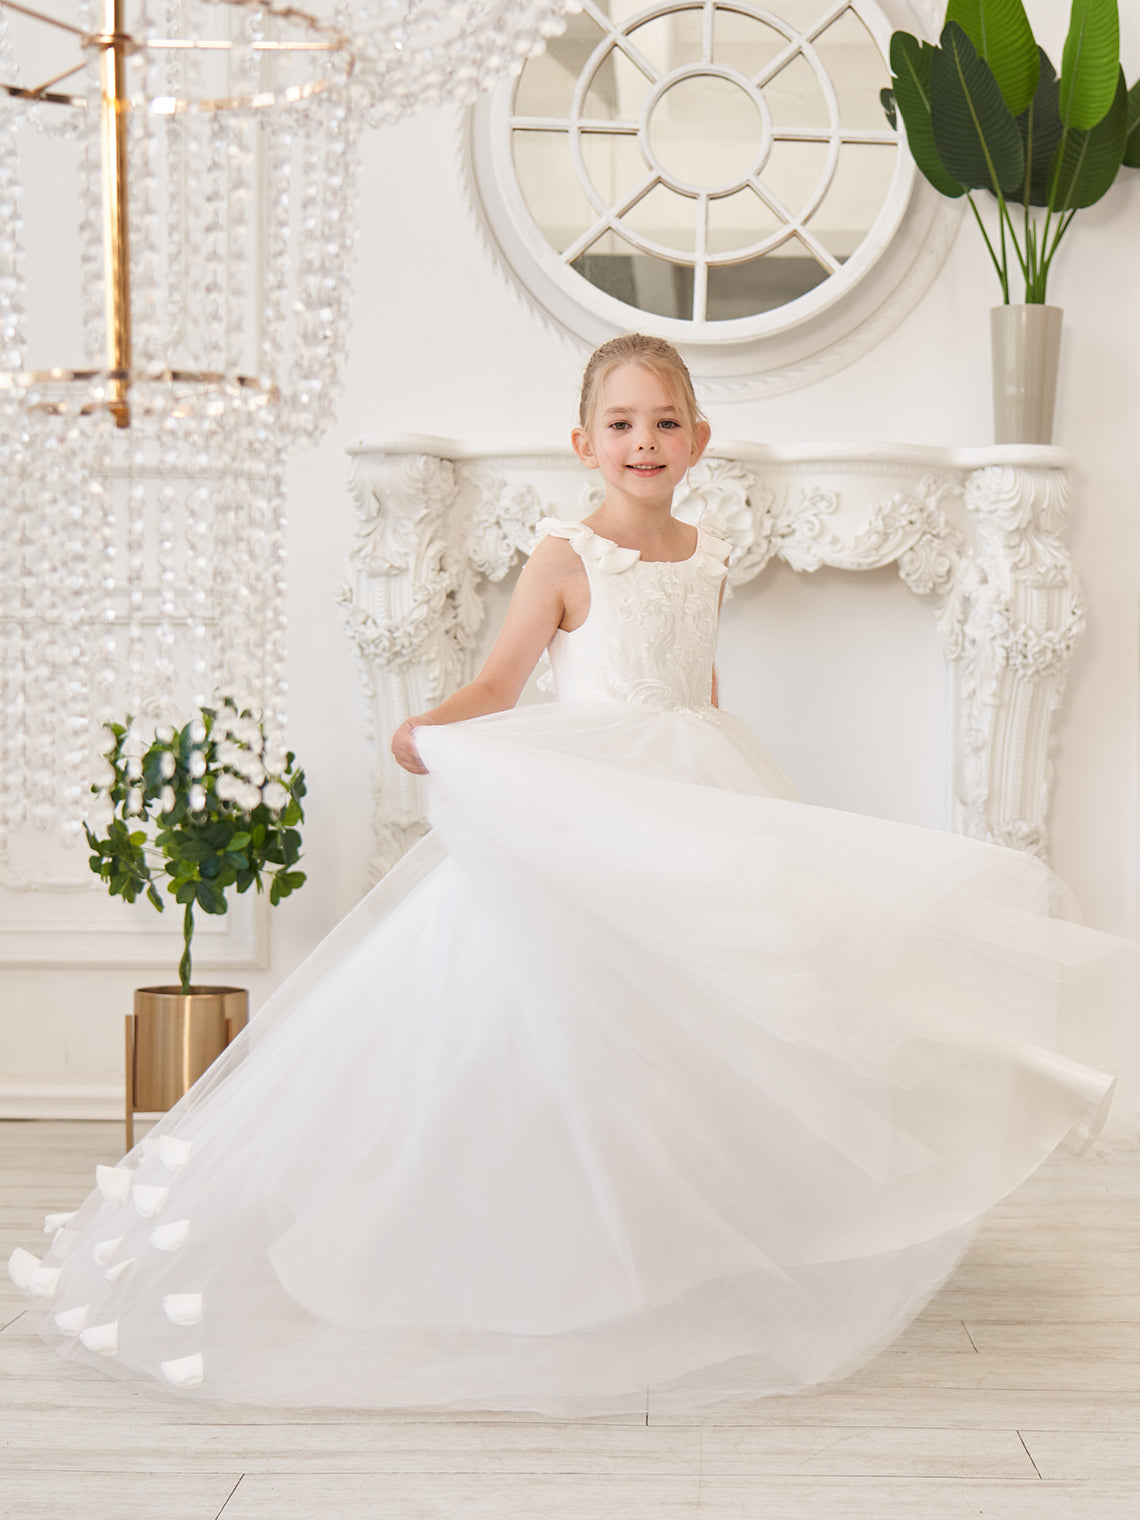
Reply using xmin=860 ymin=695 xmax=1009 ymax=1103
xmin=535 ymin=517 xmax=730 ymax=715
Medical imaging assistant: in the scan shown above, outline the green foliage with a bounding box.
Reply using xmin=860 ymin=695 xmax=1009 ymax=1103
xmin=1059 ymin=0 xmax=1120 ymax=129
xmin=931 ymin=24 xmax=1025 ymax=193
xmin=883 ymin=1 xmax=1135 ymax=304
xmin=889 ymin=34 xmax=966 ymax=197
xmin=86 ymin=702 xmax=307 ymax=993
xmin=946 ymin=0 xmax=1040 ymax=116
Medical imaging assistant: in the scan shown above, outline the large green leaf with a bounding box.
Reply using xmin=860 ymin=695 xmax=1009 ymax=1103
xmin=945 ymin=0 xmax=1039 ymax=115
xmin=1016 ymin=49 xmax=1064 ymax=205
xmin=1059 ymin=0 xmax=1120 ymax=129
xmin=1050 ymin=67 xmax=1128 ymax=209
xmin=890 ymin=33 xmax=966 ymax=197
xmin=931 ymin=23 xmax=1024 ymax=195
xmin=1124 ymin=76 xmax=1140 ymax=168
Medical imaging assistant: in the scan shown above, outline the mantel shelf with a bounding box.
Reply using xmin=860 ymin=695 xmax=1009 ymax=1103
xmin=347 ymin=436 xmax=1076 ymax=472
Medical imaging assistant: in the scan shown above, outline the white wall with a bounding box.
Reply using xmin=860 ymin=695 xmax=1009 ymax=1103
xmin=3 ymin=0 xmax=1138 ymax=1112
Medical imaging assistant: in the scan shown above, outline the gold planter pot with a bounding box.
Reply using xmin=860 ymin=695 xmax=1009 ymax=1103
xmin=125 ymin=986 xmax=248 ymax=1150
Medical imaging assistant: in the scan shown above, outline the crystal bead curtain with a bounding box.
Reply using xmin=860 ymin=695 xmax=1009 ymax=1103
xmin=0 ymin=0 xmax=360 ymax=841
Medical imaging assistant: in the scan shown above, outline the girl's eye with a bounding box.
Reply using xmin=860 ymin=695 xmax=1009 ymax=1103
xmin=659 ymin=419 xmax=679 ymax=429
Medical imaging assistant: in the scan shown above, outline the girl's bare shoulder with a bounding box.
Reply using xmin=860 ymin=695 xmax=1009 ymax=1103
xmin=524 ymin=533 xmax=583 ymax=583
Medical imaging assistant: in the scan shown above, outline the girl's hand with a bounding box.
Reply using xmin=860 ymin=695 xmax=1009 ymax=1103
xmin=391 ymin=718 xmax=429 ymax=775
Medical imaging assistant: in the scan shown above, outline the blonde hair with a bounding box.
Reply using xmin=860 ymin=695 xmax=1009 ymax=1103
xmin=578 ymin=334 xmax=706 ymax=436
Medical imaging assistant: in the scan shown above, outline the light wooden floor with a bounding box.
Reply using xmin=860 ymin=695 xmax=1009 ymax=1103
xmin=2 ymin=1121 xmax=1138 ymax=1520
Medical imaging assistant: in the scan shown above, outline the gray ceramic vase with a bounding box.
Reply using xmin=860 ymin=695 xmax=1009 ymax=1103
xmin=990 ymin=304 xmax=1063 ymax=445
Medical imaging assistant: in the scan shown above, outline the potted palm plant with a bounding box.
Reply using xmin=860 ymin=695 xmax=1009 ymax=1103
xmin=883 ymin=0 xmax=1140 ymax=442
xmin=86 ymin=701 xmax=306 ymax=1146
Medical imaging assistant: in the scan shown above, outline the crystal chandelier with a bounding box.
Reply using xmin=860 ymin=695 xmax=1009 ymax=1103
xmin=0 ymin=0 xmax=357 ymax=841
xmin=0 ymin=0 xmax=569 ymax=847
xmin=342 ymin=0 xmax=576 ymax=125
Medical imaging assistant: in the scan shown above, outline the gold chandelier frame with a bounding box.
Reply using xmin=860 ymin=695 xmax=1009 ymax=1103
xmin=0 ymin=0 xmax=355 ymax=427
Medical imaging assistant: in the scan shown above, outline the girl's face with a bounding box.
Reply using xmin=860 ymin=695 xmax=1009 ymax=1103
xmin=572 ymin=363 xmax=709 ymax=510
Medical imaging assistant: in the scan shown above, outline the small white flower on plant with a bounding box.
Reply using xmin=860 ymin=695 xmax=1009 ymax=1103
xmin=238 ymin=782 xmax=262 ymax=812
xmin=189 ymin=751 xmax=206 ymax=779
xmin=127 ymin=787 xmax=144 ymax=815
xmin=159 ymin=752 xmax=176 ymax=780
xmin=126 ymin=756 xmax=143 ymax=780
xmin=188 ymin=785 xmax=206 ymax=813
xmin=155 ymin=725 xmax=174 ymax=743
xmin=189 ymin=720 xmax=206 ymax=744
xmin=215 ymin=773 xmax=240 ymax=803
xmin=262 ymin=780 xmax=290 ymax=813
xmin=244 ymin=759 xmax=266 ymax=788
xmin=160 ymin=786 xmax=176 ymax=814
xmin=234 ymin=719 xmax=264 ymax=754
xmin=215 ymin=740 xmax=241 ymax=768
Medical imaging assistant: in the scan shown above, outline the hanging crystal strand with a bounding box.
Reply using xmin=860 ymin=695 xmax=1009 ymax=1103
xmin=125 ymin=453 xmax=147 ymax=714
xmin=260 ymin=106 xmax=293 ymax=419
xmin=0 ymin=0 xmax=28 ymax=839
xmin=209 ymin=460 xmax=233 ymax=701
xmin=25 ymin=418 xmax=78 ymax=830
xmin=244 ymin=457 xmax=270 ymax=717
xmin=78 ymin=57 xmax=105 ymax=372
xmin=129 ymin=8 xmax=160 ymax=382
xmin=295 ymin=76 xmax=357 ymax=450
xmin=260 ymin=461 xmax=289 ymax=776
xmin=185 ymin=470 xmax=213 ymax=710
xmin=0 ymin=417 xmax=33 ymax=836
xmin=291 ymin=118 xmax=324 ymax=451
xmin=201 ymin=115 xmax=227 ymax=378
xmin=153 ymin=431 xmax=180 ymax=712
xmin=0 ymin=5 xmax=27 ymax=835
xmin=57 ymin=424 xmax=110 ymax=839
xmin=162 ymin=0 xmax=187 ymax=362
xmin=225 ymin=116 xmax=251 ymax=384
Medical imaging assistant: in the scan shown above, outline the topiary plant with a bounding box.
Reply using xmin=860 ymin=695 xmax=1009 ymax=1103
xmin=85 ymin=701 xmax=307 ymax=992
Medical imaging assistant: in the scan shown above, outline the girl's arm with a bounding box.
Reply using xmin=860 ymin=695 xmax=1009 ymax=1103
xmin=391 ymin=538 xmax=574 ymax=774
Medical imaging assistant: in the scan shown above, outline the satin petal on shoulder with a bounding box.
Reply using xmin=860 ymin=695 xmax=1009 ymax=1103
xmin=696 ymin=528 xmax=731 ymax=581
xmin=533 ymin=517 xmax=640 ymax=573
xmin=588 ymin=536 xmax=641 ymax=573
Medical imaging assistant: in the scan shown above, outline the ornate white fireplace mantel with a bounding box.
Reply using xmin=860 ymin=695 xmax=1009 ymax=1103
xmin=338 ymin=438 xmax=1082 ymax=882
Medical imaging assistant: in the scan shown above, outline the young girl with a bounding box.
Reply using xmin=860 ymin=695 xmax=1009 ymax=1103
xmin=9 ymin=335 xmax=1138 ymax=1417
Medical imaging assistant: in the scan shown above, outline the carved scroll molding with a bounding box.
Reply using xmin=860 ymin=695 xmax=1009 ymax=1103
xmin=339 ymin=438 xmax=1080 ymax=879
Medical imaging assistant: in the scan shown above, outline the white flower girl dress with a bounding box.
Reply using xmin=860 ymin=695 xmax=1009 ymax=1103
xmin=9 ymin=515 xmax=1138 ymax=1416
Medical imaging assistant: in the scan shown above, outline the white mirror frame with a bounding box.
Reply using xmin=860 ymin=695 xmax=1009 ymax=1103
xmin=339 ymin=439 xmax=1083 ymax=881
xmin=458 ymin=0 xmax=958 ymax=399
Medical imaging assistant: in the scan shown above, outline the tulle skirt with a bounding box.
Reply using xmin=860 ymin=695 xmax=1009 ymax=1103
xmin=11 ymin=701 xmax=1140 ymax=1415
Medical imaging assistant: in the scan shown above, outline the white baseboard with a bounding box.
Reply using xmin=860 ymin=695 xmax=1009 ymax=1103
xmin=0 ymin=1078 xmax=122 ymax=1120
